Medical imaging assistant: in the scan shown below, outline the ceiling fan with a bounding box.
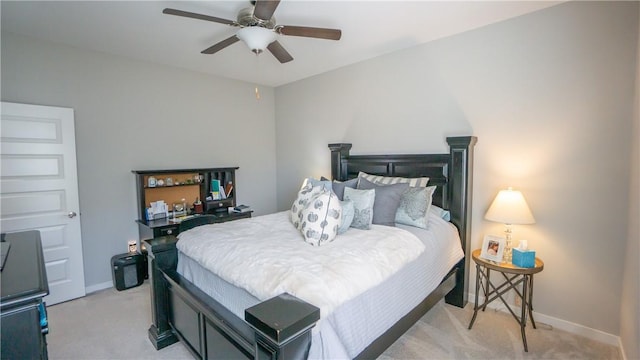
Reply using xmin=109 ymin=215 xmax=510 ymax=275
xmin=163 ymin=0 xmax=342 ymax=64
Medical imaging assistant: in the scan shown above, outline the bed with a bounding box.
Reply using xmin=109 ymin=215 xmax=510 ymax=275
xmin=144 ymin=136 xmax=476 ymax=359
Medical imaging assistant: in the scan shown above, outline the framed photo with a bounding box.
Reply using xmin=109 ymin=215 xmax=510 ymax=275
xmin=480 ymin=234 xmax=506 ymax=263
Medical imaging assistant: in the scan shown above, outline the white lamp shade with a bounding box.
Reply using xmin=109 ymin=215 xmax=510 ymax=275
xmin=485 ymin=188 xmax=535 ymax=225
xmin=236 ymin=27 xmax=277 ymax=53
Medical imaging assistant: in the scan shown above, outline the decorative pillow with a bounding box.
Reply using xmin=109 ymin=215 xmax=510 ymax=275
xmin=290 ymin=182 xmax=324 ymax=229
xmin=304 ymin=177 xmax=333 ymax=192
xmin=430 ymin=205 xmax=451 ymax=221
xmin=395 ymin=186 xmax=437 ymax=229
xmin=330 ymin=178 xmax=359 ymax=200
xmin=343 ymin=187 xmax=375 ymax=230
xmin=358 ymin=171 xmax=429 ymax=187
xmin=300 ymin=190 xmax=342 ymax=246
xmin=337 ymin=199 xmax=354 ymax=234
xmin=357 ymin=178 xmax=409 ymax=227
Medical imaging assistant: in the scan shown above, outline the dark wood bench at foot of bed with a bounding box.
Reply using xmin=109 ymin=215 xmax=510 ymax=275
xmin=145 ymin=136 xmax=476 ymax=360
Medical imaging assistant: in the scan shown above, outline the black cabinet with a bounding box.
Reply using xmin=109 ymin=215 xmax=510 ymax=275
xmin=1 ymin=231 xmax=49 ymax=360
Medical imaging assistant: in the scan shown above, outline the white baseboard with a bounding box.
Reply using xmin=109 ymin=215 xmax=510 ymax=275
xmin=468 ymin=292 xmax=620 ymax=347
xmin=85 ymin=281 xmax=113 ymax=294
xmin=533 ymin=310 xmax=620 ymax=346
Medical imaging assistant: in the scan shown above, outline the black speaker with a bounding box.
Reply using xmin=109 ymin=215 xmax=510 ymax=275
xmin=111 ymin=253 xmax=145 ymax=291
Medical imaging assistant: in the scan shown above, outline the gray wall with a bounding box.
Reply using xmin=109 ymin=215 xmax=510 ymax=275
xmin=619 ymin=4 xmax=640 ymax=358
xmin=1 ymin=32 xmax=278 ymax=288
xmin=275 ymin=1 xmax=637 ymax=338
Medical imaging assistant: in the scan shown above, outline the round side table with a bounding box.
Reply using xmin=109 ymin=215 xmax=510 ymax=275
xmin=468 ymin=249 xmax=544 ymax=352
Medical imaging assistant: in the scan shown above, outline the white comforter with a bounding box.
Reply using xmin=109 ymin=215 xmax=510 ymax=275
xmin=176 ymin=211 xmax=426 ymax=318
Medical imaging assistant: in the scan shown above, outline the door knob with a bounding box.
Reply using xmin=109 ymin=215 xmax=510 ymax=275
xmin=68 ymin=211 xmax=77 ymax=218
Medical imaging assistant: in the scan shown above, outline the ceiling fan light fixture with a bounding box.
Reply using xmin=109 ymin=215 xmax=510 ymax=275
xmin=236 ymin=26 xmax=277 ymax=54
xmin=163 ymin=3 xmax=342 ymax=63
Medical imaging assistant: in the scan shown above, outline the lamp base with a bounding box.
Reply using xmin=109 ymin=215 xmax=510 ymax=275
xmin=503 ymin=239 xmax=513 ymax=263
xmin=503 ymin=225 xmax=513 ymax=263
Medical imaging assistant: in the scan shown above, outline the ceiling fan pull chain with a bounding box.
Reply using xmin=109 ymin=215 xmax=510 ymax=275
xmin=255 ymin=53 xmax=262 ymax=100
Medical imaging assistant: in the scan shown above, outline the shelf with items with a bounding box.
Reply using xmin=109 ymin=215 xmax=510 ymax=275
xmin=132 ymin=167 xmax=239 ymax=223
xmin=202 ymin=169 xmax=236 ymax=213
xmin=144 ymin=172 xmax=204 ymax=188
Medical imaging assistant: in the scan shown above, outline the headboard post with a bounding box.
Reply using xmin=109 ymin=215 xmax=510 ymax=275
xmin=328 ymin=143 xmax=352 ymax=180
xmin=444 ymin=136 xmax=477 ymax=307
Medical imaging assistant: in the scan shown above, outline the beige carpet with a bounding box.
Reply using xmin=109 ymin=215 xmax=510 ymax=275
xmin=46 ymin=283 xmax=620 ymax=359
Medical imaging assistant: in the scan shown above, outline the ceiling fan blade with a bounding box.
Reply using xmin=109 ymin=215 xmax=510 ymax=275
xmin=253 ymin=0 xmax=281 ymax=21
xmin=277 ymin=25 xmax=342 ymax=40
xmin=201 ymin=35 xmax=240 ymax=54
xmin=163 ymin=8 xmax=236 ymax=26
xmin=267 ymin=41 xmax=293 ymax=63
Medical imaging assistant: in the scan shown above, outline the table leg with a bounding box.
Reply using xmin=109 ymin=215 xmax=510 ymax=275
xmin=520 ymin=274 xmax=529 ymax=352
xmin=528 ymin=274 xmax=537 ymax=329
xmin=468 ymin=263 xmax=482 ymax=329
xmin=482 ymin=267 xmax=490 ymax=311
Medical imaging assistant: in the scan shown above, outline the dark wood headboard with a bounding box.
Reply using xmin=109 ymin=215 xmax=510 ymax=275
xmin=328 ymin=136 xmax=477 ymax=307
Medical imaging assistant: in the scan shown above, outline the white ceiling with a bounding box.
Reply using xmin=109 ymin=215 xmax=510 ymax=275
xmin=1 ymin=1 xmax=561 ymax=87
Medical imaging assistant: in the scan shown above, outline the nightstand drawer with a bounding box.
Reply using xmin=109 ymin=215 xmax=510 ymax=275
xmin=156 ymin=226 xmax=178 ymax=237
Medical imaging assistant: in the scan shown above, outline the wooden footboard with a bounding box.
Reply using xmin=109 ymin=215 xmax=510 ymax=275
xmin=145 ymin=236 xmax=320 ymax=360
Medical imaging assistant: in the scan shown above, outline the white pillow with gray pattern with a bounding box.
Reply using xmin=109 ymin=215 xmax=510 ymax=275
xmin=291 ymin=182 xmax=324 ymax=230
xmin=300 ymin=190 xmax=342 ymax=246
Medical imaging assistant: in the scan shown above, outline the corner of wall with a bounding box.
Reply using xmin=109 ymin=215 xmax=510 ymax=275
xmin=618 ymin=5 xmax=640 ymax=360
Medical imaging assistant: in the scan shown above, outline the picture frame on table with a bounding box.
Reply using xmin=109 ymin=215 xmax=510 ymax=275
xmin=480 ymin=234 xmax=506 ymax=263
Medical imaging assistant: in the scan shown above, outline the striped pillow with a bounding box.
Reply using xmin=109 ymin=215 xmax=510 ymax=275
xmin=357 ymin=171 xmax=429 ymax=187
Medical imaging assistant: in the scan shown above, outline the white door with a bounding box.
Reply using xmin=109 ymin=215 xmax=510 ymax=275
xmin=1 ymin=102 xmax=86 ymax=305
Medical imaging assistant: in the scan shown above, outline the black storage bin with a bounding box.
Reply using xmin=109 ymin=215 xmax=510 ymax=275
xmin=111 ymin=253 xmax=145 ymax=291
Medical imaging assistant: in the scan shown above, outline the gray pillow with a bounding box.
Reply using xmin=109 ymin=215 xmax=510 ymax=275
xmin=343 ymin=187 xmax=375 ymax=230
xmin=357 ymin=178 xmax=409 ymax=227
xmin=324 ymin=177 xmax=358 ymax=200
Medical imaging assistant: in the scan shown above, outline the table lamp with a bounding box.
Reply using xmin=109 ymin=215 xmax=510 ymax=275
xmin=485 ymin=187 xmax=535 ymax=262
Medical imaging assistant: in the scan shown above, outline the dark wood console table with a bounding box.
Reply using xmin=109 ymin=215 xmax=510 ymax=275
xmin=1 ymin=230 xmax=50 ymax=360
